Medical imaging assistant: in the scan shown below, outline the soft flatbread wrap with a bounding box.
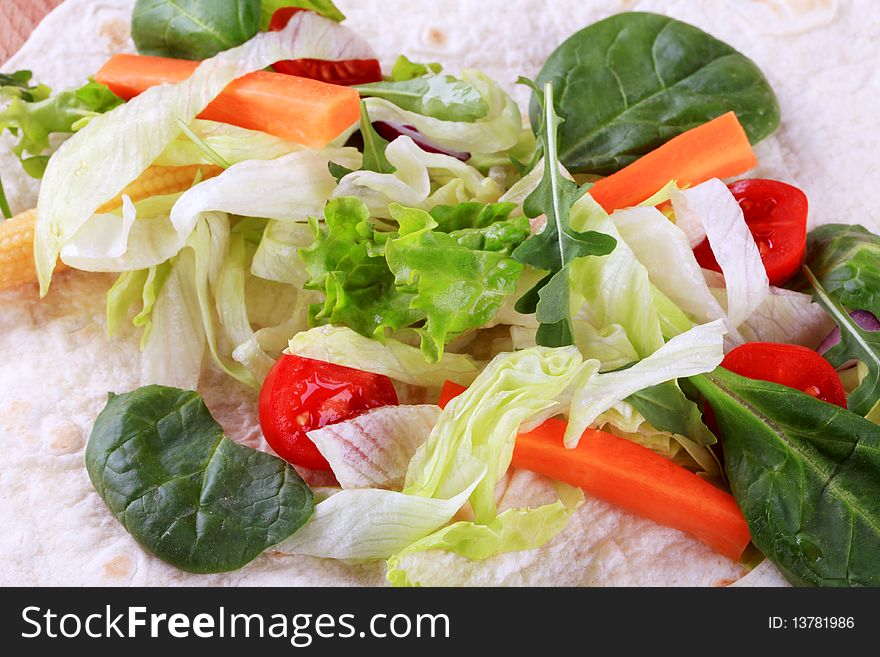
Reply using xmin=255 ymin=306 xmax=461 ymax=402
xmin=1 ymin=0 xmax=876 ymax=587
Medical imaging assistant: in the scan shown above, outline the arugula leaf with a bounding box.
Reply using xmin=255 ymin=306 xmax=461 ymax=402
xmin=132 ymin=0 xmax=262 ymax=60
xmin=0 ymin=70 xmax=49 ymax=102
xmin=533 ymin=12 xmax=780 ymax=174
xmin=804 ymin=223 xmax=880 ymax=319
xmin=0 ymin=76 xmax=122 ymax=179
xmin=300 ymin=197 xmax=529 ymax=361
xmin=690 ymin=367 xmax=880 ymax=586
xmin=260 ymin=0 xmax=345 ymax=28
xmin=355 ymin=76 xmax=489 ymax=123
xmin=85 ymin=385 xmax=314 ymax=573
xmin=359 ymin=101 xmax=394 ymax=174
xmin=391 ymin=54 xmax=443 ymax=81
xmin=385 ymin=204 xmax=528 ymax=361
xmin=805 ymin=267 xmax=880 ymax=416
xmin=511 ymin=82 xmax=616 ymax=346
xmin=627 ymin=380 xmax=716 ymax=445
xmin=328 ymin=161 xmax=355 ymax=182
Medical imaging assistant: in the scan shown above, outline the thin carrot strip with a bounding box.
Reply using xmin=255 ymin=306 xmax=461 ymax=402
xmin=438 ymin=380 xmax=750 ymax=560
xmin=95 ymin=54 xmax=361 ymax=148
xmin=589 ymin=111 xmax=757 ymax=213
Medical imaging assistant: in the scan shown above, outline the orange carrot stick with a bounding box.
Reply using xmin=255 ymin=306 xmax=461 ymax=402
xmin=589 ymin=111 xmax=757 ymax=213
xmin=438 ymin=380 xmax=751 ymax=561
xmin=95 ymin=54 xmax=361 ymax=148
xmin=512 ymin=419 xmax=750 ymax=561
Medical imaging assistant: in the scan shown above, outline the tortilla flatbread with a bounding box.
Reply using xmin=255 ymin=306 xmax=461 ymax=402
xmin=2 ymin=0 xmax=871 ymax=587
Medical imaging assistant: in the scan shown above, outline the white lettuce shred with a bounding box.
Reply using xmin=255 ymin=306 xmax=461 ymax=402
xmin=281 ymin=346 xmax=589 ymax=569
xmin=670 ymin=179 xmax=770 ymax=330
xmin=363 ymin=70 xmax=522 ymax=155
xmin=565 ymin=319 xmax=726 ymax=446
xmin=306 ymin=405 xmax=441 ymax=490
xmin=332 ymin=136 xmax=500 ymax=219
xmin=154 ymin=120 xmax=303 ymax=167
xmin=288 ymin=325 xmax=483 ymax=388
xmin=35 ymin=11 xmax=370 ymax=294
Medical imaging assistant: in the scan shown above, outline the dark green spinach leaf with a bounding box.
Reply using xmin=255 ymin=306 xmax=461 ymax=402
xmin=805 ymin=267 xmax=880 ymax=416
xmin=627 ymin=380 xmax=716 ymax=445
xmin=86 ymin=386 xmax=313 ymax=573
xmin=804 ymin=224 xmax=880 ymax=319
xmin=690 ymin=367 xmax=880 ymax=586
xmin=132 ymin=0 xmax=261 ymax=60
xmin=355 ymin=76 xmax=489 ymax=122
xmin=533 ymin=12 xmax=780 ymax=174
xmin=512 ymin=82 xmax=616 ymax=346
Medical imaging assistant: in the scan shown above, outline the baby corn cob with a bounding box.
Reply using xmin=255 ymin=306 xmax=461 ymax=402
xmin=0 ymin=164 xmax=222 ymax=291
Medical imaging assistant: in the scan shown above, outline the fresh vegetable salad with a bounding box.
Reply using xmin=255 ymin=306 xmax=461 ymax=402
xmin=1 ymin=2 xmax=878 ymax=587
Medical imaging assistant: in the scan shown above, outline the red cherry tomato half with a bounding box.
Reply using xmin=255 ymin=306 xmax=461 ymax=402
xmin=721 ymin=342 xmax=847 ymax=408
xmin=269 ymin=8 xmax=382 ymax=85
xmin=693 ymin=179 xmax=808 ymax=286
xmin=258 ymin=354 xmax=398 ymax=470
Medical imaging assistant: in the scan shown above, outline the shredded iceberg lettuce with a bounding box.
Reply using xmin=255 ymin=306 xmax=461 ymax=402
xmin=288 ymin=325 xmax=482 ymax=387
xmin=153 ymin=120 xmax=303 ymax=167
xmin=332 ymin=136 xmax=501 ymax=219
xmin=565 ymin=319 xmax=726 ymax=446
xmin=35 ymin=12 xmax=369 ymax=295
xmin=363 ymin=71 xmax=521 ymax=156
xmin=670 ymin=180 xmax=769 ymax=330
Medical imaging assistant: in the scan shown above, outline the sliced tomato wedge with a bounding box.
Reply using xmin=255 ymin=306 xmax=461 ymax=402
xmin=721 ymin=342 xmax=847 ymax=408
xmin=258 ymin=354 xmax=398 ymax=470
xmin=269 ymin=8 xmax=382 ymax=85
xmin=693 ymin=178 xmax=808 ymax=286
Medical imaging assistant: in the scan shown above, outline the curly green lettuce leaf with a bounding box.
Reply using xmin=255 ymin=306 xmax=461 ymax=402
xmin=385 ymin=204 xmax=528 ymax=360
xmin=0 ymin=70 xmax=50 ymax=102
xmin=512 ymin=82 xmax=617 ymax=347
xmin=0 ymin=76 xmax=121 ymax=178
xmin=301 ymin=197 xmax=421 ymax=340
xmin=301 ymin=197 xmax=528 ymax=360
